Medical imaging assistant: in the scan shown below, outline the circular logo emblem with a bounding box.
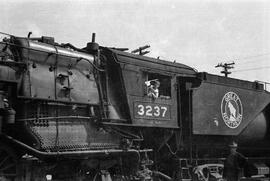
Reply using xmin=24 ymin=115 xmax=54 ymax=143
xmin=221 ymin=92 xmax=243 ymax=129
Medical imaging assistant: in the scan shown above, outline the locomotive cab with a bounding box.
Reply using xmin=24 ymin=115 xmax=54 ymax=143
xmin=101 ymin=48 xmax=196 ymax=128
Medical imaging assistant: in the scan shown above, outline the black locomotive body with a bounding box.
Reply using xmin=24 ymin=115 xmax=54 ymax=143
xmin=0 ymin=33 xmax=269 ymax=181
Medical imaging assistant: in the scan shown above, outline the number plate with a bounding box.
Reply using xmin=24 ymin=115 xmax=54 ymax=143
xmin=134 ymin=102 xmax=171 ymax=120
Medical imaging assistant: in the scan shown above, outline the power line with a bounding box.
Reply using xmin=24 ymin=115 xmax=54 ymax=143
xmin=232 ymin=66 xmax=270 ymax=73
xmin=222 ymin=53 xmax=270 ymax=74
xmin=240 ymin=53 xmax=270 ymax=60
xmin=235 ymin=53 xmax=270 ymax=65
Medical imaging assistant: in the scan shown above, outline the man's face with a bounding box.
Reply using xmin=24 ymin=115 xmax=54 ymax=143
xmin=153 ymin=83 xmax=160 ymax=89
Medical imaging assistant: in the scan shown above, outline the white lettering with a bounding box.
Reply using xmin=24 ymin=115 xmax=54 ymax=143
xmin=137 ymin=105 xmax=144 ymax=115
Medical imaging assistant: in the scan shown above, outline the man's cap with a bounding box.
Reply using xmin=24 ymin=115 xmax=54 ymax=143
xmin=229 ymin=141 xmax=238 ymax=148
xmin=150 ymin=80 xmax=160 ymax=85
xmin=154 ymin=80 xmax=160 ymax=85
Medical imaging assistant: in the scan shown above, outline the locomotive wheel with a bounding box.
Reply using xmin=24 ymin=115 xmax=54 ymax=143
xmin=0 ymin=144 xmax=18 ymax=181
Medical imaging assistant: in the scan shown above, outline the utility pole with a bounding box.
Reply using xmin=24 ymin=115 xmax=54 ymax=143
xmin=215 ymin=62 xmax=235 ymax=77
xmin=131 ymin=45 xmax=150 ymax=55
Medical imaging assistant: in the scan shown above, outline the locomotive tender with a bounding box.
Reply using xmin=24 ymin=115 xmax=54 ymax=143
xmin=0 ymin=32 xmax=269 ymax=181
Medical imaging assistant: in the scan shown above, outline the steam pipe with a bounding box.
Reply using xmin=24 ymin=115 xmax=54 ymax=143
xmin=2 ymin=134 xmax=150 ymax=159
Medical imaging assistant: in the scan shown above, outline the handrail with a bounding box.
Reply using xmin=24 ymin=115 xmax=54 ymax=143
xmin=255 ymin=80 xmax=270 ymax=91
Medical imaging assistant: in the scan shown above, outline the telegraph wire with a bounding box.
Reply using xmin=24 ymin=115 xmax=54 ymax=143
xmin=232 ymin=66 xmax=270 ymax=73
xmin=222 ymin=53 xmax=270 ymax=73
xmin=234 ymin=53 xmax=270 ymax=65
xmin=239 ymin=52 xmax=270 ymax=60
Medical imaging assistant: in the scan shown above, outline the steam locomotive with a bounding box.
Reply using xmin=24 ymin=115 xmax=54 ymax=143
xmin=0 ymin=32 xmax=269 ymax=181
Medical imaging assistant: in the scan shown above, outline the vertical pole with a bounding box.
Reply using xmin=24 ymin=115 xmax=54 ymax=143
xmin=92 ymin=33 xmax=96 ymax=43
xmin=188 ymin=89 xmax=193 ymax=165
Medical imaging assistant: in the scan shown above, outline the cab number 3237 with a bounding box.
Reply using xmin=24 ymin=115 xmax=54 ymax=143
xmin=137 ymin=104 xmax=168 ymax=117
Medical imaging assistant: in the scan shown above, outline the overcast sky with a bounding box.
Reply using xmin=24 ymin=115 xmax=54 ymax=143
xmin=1 ymin=0 xmax=270 ymax=84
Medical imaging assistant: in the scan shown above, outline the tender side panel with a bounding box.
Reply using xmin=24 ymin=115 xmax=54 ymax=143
xmin=192 ymin=81 xmax=270 ymax=135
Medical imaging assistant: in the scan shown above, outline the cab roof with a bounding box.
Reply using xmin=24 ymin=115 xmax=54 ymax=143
xmin=105 ymin=48 xmax=197 ymax=76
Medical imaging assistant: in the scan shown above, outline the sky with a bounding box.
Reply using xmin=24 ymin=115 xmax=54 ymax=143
xmin=1 ymin=0 xmax=270 ymax=86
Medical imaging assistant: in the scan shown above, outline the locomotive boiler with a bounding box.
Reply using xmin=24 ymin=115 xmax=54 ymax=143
xmin=0 ymin=32 xmax=269 ymax=181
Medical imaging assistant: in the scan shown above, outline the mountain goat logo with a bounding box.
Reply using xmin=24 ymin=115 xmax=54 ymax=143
xmin=221 ymin=92 xmax=243 ymax=129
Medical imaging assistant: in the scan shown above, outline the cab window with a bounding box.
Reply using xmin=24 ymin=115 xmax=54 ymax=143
xmin=145 ymin=72 xmax=171 ymax=99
